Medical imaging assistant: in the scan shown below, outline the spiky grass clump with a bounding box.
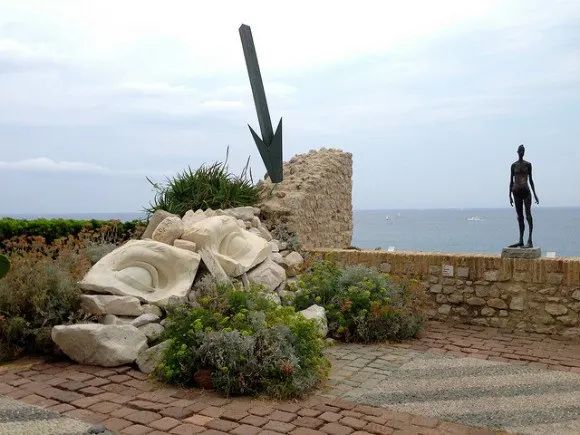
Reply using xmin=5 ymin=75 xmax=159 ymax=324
xmin=145 ymin=147 xmax=259 ymax=217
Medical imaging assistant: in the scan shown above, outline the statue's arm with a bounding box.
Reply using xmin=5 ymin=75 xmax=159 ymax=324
xmin=509 ymin=164 xmax=514 ymax=205
xmin=529 ymin=163 xmax=539 ymax=203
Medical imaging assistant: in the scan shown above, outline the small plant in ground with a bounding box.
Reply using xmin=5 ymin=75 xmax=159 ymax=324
xmin=0 ymin=237 xmax=94 ymax=362
xmin=293 ymin=260 xmax=426 ymax=343
xmin=156 ymin=281 xmax=329 ymax=398
xmin=145 ymin=146 xmax=259 ymax=218
xmin=270 ymin=221 xmax=302 ymax=252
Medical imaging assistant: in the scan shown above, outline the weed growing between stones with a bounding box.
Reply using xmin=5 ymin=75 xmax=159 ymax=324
xmin=293 ymin=260 xmax=426 ymax=342
xmin=156 ymin=282 xmax=329 ymax=398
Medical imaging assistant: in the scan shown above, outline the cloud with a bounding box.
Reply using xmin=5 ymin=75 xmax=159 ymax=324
xmin=0 ymin=38 xmax=68 ymax=70
xmin=0 ymin=157 xmax=173 ymax=178
xmin=115 ymin=82 xmax=198 ymax=97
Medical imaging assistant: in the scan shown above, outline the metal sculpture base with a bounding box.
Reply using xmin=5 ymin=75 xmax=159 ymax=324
xmin=501 ymin=247 xmax=541 ymax=259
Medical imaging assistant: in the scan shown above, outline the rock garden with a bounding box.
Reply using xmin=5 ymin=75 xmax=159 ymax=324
xmin=0 ymin=149 xmax=425 ymax=400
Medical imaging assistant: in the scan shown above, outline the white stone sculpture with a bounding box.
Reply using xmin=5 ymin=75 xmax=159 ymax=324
xmin=152 ymin=216 xmax=184 ymax=245
xmin=79 ymin=240 xmax=201 ymax=307
xmin=51 ymin=324 xmax=148 ymax=367
xmin=182 ymin=215 xmax=270 ymax=276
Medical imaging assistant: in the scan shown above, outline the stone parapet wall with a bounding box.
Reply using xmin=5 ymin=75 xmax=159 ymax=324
xmin=258 ymin=148 xmax=353 ymax=250
xmin=308 ymin=249 xmax=580 ymax=338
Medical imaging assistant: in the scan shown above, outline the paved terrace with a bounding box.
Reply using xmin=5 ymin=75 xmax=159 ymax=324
xmin=0 ymin=321 xmax=578 ymax=435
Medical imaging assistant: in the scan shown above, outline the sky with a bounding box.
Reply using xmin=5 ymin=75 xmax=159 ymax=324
xmin=0 ymin=0 xmax=579 ymax=214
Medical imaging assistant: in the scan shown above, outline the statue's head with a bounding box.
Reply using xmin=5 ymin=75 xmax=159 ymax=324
xmin=517 ymin=144 xmax=525 ymax=158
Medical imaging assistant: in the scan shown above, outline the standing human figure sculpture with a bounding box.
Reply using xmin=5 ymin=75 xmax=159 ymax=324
xmin=509 ymin=144 xmax=539 ymax=248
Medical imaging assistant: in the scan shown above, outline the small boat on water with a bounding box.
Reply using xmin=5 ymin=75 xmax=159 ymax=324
xmin=386 ymin=215 xmax=390 ymax=220
xmin=466 ymin=216 xmax=484 ymax=221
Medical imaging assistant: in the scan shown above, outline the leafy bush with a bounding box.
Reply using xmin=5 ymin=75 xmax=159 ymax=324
xmin=0 ymin=218 xmax=144 ymax=252
xmin=0 ymin=237 xmax=94 ymax=362
xmin=156 ymin=282 xmax=329 ymax=398
xmin=293 ymin=260 xmax=426 ymax=343
xmin=145 ymin=147 xmax=259 ymax=218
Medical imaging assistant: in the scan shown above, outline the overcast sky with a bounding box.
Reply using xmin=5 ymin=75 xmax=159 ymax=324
xmin=1 ymin=0 xmax=579 ymax=214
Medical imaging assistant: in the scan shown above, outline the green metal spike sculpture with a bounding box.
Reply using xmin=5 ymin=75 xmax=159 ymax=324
xmin=239 ymin=24 xmax=283 ymax=183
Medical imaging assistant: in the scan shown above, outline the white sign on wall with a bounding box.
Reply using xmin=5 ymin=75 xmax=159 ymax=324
xmin=442 ymin=265 xmax=454 ymax=277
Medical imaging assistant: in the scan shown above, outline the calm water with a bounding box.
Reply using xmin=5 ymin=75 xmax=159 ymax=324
xmin=4 ymin=207 xmax=580 ymax=257
xmin=353 ymin=208 xmax=580 ymax=257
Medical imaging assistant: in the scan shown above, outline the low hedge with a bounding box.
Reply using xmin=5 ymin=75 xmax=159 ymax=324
xmin=0 ymin=218 xmax=145 ymax=251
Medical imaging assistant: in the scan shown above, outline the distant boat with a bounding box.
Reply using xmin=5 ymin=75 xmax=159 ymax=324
xmin=467 ymin=216 xmax=484 ymax=221
xmin=386 ymin=215 xmax=390 ymax=220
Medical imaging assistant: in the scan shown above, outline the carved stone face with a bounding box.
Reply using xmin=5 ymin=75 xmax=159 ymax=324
xmin=181 ymin=215 xmax=271 ymax=276
xmin=79 ymin=240 xmax=201 ymax=307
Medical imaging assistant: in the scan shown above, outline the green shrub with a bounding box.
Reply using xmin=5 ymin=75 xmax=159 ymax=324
xmin=0 ymin=238 xmax=94 ymax=362
xmin=156 ymin=282 xmax=329 ymax=398
xmin=145 ymin=147 xmax=259 ymax=218
xmin=0 ymin=218 xmax=144 ymax=251
xmin=293 ymin=260 xmax=426 ymax=343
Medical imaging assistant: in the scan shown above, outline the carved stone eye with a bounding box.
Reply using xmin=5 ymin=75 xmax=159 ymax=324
xmin=79 ymin=240 xmax=201 ymax=306
xmin=182 ymin=216 xmax=270 ymax=276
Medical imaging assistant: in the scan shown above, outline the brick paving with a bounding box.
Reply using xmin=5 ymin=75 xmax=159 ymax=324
xmin=393 ymin=321 xmax=580 ymax=373
xmin=3 ymin=321 xmax=578 ymax=435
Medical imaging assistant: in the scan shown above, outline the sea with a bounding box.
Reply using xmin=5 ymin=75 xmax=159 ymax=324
xmin=4 ymin=207 xmax=579 ymax=258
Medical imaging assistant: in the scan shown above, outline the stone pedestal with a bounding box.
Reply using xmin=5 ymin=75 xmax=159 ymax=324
xmin=501 ymin=247 xmax=541 ymax=259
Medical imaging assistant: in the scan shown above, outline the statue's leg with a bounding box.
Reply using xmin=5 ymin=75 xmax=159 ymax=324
xmin=509 ymin=195 xmax=525 ymax=247
xmin=524 ymin=194 xmax=533 ymax=247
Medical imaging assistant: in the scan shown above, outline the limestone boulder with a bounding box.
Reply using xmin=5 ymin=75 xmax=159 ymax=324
xmin=182 ymin=215 xmax=270 ymax=276
xmin=132 ymin=313 xmax=160 ymax=328
xmin=137 ymin=340 xmax=170 ymax=374
xmin=173 ymin=239 xmax=197 ymax=252
xmin=142 ymin=304 xmax=163 ymax=317
xmin=100 ymin=314 xmax=134 ymax=326
xmin=283 ymin=252 xmax=304 ymax=277
xmin=51 ymin=324 xmax=147 ymax=367
xmin=142 ymin=210 xmax=177 ymax=239
xmin=223 ymin=206 xmax=255 ymax=221
xmin=79 ymin=240 xmax=201 ymax=307
xmin=299 ymin=305 xmax=328 ymax=337
xmin=182 ymin=209 xmax=207 ymax=228
xmin=200 ymin=248 xmax=231 ymax=284
xmin=247 ymin=258 xmax=286 ymax=291
xmin=139 ymin=323 xmax=165 ymax=343
xmin=152 ymin=216 xmax=184 ymax=245
xmin=80 ymin=295 xmax=143 ymax=317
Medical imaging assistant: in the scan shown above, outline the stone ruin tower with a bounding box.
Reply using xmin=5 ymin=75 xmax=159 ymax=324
xmin=258 ymin=148 xmax=353 ymax=250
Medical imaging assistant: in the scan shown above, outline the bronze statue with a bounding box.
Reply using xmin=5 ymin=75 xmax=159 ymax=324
xmin=509 ymin=144 xmax=539 ymax=248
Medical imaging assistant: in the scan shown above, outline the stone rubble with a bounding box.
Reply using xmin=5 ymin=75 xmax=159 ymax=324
xmin=52 ymin=205 xmax=313 ymax=371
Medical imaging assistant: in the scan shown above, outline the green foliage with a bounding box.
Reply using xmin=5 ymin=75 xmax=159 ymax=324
xmin=156 ymin=282 xmax=329 ymax=398
xmin=0 ymin=254 xmax=9 ymax=279
xmin=0 ymin=218 xmax=145 ymax=249
xmin=293 ymin=260 xmax=426 ymax=343
xmin=0 ymin=238 xmax=94 ymax=362
xmin=145 ymin=147 xmax=259 ymax=218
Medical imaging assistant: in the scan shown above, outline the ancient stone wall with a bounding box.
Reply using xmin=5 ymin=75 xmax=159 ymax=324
xmin=258 ymin=148 xmax=353 ymax=250
xmin=308 ymin=249 xmax=580 ymax=339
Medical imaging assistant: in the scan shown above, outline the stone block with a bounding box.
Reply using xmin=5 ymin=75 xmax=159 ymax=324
xmin=483 ymin=270 xmax=500 ymax=282
xmin=487 ymin=298 xmax=507 ymax=309
xmin=501 ymin=247 xmax=541 ymax=259
xmin=438 ymin=304 xmax=451 ymax=315
xmin=466 ymin=297 xmax=486 ymax=306
xmin=510 ymin=296 xmax=524 ymax=311
xmin=430 ymin=284 xmax=442 ymax=294
xmin=545 ymin=303 xmax=568 ymax=316
xmin=457 ymin=267 xmax=470 ymax=278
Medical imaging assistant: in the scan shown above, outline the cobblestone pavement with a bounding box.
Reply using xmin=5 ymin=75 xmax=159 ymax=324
xmin=0 ymin=321 xmax=578 ymax=435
